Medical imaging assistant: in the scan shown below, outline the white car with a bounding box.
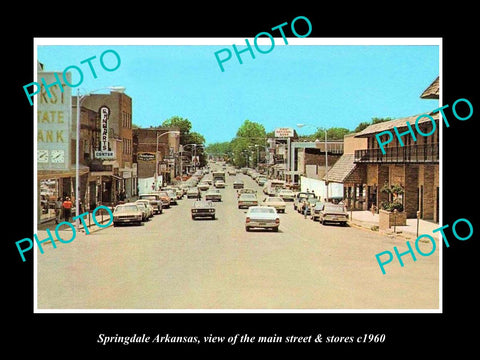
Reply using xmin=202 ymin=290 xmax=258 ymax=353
xmin=245 ymin=206 xmax=280 ymax=232
xmin=135 ymin=199 xmax=154 ymax=219
xmin=198 ymin=181 xmax=210 ymax=191
xmin=277 ymin=189 xmax=295 ymax=201
xmin=113 ymin=203 xmax=143 ymax=226
xmin=238 ymin=193 xmax=258 ymax=209
xmin=205 ymin=188 xmax=222 ymax=202
xmin=214 ymin=180 xmax=226 ymax=188
xmin=187 ymin=187 xmax=200 ymax=199
xmin=262 ymin=196 xmax=286 ymax=213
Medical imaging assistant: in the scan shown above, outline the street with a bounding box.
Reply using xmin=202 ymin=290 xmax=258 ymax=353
xmin=36 ymin=172 xmax=439 ymax=310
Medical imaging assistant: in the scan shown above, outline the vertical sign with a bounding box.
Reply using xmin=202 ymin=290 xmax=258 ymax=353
xmin=37 ymin=72 xmax=72 ymax=170
xmin=95 ymin=105 xmax=115 ymax=158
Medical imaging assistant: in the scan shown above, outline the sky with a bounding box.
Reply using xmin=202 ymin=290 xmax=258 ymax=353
xmin=36 ymin=39 xmax=439 ymax=145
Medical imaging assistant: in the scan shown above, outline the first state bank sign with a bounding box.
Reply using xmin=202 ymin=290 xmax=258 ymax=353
xmin=37 ymin=72 xmax=72 ymax=171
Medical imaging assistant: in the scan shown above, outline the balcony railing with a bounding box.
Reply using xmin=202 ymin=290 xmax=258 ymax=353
xmin=354 ymin=143 xmax=439 ymax=164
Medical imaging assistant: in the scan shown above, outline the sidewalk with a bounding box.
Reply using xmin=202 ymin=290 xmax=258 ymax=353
xmin=349 ymin=210 xmax=440 ymax=240
xmin=37 ymin=209 xmax=113 ymax=234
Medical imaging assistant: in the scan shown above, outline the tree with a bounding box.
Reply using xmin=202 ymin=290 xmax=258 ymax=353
xmin=354 ymin=117 xmax=393 ymax=133
xmin=162 ymin=116 xmax=192 ymax=145
xmin=162 ymin=116 xmax=207 ymax=167
xmin=231 ymin=120 xmax=267 ymax=167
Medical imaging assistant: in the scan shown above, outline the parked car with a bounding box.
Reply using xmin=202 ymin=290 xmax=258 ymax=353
xmin=165 ymin=190 xmax=178 ymax=205
xmin=214 ymin=179 xmax=226 ymax=188
xmin=135 ymin=199 xmax=154 ymax=219
xmin=293 ymin=192 xmax=316 ymax=212
xmin=319 ymin=203 xmax=349 ymax=226
xmin=205 ymin=188 xmax=222 ymax=202
xmin=187 ymin=187 xmax=200 ymax=199
xmin=138 ymin=193 xmax=163 ymax=214
xmin=245 ymin=206 xmax=280 ymax=232
xmin=168 ymin=187 xmax=183 ymax=199
xmin=238 ymin=193 xmax=258 ymax=209
xmin=113 ymin=203 xmax=143 ymax=226
xmin=233 ymin=179 xmax=244 ymax=189
xmin=154 ymin=191 xmax=171 ymax=208
xmin=277 ymin=189 xmax=295 ymax=201
xmin=135 ymin=201 xmax=150 ymax=221
xmin=262 ymin=196 xmax=286 ymax=213
xmin=310 ymin=201 xmax=325 ymax=221
xmin=191 ymin=200 xmax=216 ymax=220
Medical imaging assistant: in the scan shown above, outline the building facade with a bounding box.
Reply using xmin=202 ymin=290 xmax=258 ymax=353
xmin=353 ymin=102 xmax=440 ymax=222
xmin=133 ymin=127 xmax=180 ymax=192
xmin=73 ymin=90 xmax=137 ymax=207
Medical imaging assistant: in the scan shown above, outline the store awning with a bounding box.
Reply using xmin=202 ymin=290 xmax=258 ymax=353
xmin=37 ymin=165 xmax=89 ymax=180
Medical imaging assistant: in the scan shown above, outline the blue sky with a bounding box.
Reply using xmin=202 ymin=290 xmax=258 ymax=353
xmin=37 ymin=42 xmax=439 ymax=144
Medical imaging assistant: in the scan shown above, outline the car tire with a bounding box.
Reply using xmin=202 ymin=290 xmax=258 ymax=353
xmin=245 ymin=226 xmax=250 ymax=232
xmin=272 ymin=227 xmax=279 ymax=232
xmin=113 ymin=222 xmax=118 ymax=227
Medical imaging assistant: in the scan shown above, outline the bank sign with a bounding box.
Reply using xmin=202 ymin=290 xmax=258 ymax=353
xmin=274 ymin=127 xmax=294 ymax=138
xmin=37 ymin=72 xmax=72 ymax=171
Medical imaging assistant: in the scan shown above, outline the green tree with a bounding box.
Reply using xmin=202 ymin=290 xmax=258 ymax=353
xmin=232 ymin=120 xmax=266 ymax=167
xmin=162 ymin=116 xmax=207 ymax=167
xmin=162 ymin=116 xmax=192 ymax=145
xmin=354 ymin=117 xmax=393 ymax=133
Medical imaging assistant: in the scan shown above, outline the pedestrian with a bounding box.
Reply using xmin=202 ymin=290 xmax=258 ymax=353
xmin=55 ymin=197 xmax=63 ymax=224
xmin=302 ymin=199 xmax=308 ymax=219
xmin=62 ymin=196 xmax=73 ymax=222
xmin=197 ymin=189 xmax=202 ymax=201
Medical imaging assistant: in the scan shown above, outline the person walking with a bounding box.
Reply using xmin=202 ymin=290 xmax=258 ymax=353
xmin=62 ymin=196 xmax=73 ymax=222
xmin=302 ymin=199 xmax=308 ymax=219
xmin=55 ymin=197 xmax=63 ymax=224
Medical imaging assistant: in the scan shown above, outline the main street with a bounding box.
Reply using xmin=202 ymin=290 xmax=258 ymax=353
xmin=36 ymin=172 xmax=439 ymax=310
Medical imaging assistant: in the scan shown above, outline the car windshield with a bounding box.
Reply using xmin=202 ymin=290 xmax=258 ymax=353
xmin=325 ymin=204 xmax=345 ymax=212
xmin=250 ymin=207 xmax=274 ymax=214
xmin=115 ymin=205 xmax=138 ymax=212
xmin=267 ymin=197 xmax=282 ymax=202
xmin=208 ymin=189 xmax=220 ymax=193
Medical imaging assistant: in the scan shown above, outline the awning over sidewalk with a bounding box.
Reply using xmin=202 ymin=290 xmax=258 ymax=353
xmin=37 ymin=165 xmax=89 ymax=180
xmin=323 ymin=154 xmax=364 ymax=184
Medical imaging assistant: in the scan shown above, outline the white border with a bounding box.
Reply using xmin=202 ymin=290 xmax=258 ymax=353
xmin=33 ymin=37 xmax=442 ymax=314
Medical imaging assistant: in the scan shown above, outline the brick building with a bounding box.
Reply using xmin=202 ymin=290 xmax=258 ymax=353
xmin=133 ymin=127 xmax=180 ymax=189
xmin=353 ymin=77 xmax=440 ymax=222
xmin=322 ymin=134 xmax=368 ymax=210
xmin=73 ymin=90 xmax=137 ymax=206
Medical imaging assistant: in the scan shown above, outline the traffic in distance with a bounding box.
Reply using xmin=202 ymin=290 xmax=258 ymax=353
xmin=111 ymin=160 xmax=349 ymax=231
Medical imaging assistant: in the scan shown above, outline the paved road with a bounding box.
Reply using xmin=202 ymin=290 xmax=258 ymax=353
xmin=36 ymin=173 xmax=439 ymax=310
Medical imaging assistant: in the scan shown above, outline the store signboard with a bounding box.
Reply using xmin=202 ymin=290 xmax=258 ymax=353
xmin=37 ymin=71 xmax=72 ymax=170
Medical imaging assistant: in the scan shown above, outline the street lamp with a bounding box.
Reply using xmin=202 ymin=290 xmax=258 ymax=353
xmin=76 ymin=86 xmax=126 ymax=232
xmin=297 ymin=123 xmax=329 ymax=202
xmin=155 ymin=130 xmax=180 ymax=188
xmin=182 ymin=143 xmax=205 ymax=173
